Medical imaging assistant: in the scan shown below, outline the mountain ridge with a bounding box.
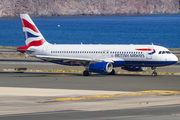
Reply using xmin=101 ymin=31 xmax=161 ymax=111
xmin=0 ymin=0 xmax=180 ymax=17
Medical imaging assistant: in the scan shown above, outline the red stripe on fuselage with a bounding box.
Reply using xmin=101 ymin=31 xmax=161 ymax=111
xmin=136 ymin=49 xmax=155 ymax=51
xmin=21 ymin=19 xmax=39 ymax=33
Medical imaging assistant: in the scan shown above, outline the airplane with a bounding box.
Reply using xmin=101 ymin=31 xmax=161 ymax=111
xmin=17 ymin=14 xmax=178 ymax=76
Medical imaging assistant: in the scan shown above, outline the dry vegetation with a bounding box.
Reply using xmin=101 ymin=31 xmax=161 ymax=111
xmin=1 ymin=68 xmax=180 ymax=75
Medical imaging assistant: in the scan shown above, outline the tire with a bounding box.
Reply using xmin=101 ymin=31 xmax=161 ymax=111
xmin=152 ymin=71 xmax=157 ymax=76
xmin=108 ymin=69 xmax=115 ymax=75
xmin=83 ymin=70 xmax=89 ymax=76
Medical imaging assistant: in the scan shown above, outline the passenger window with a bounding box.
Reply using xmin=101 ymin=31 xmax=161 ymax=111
xmin=162 ymin=51 xmax=165 ymax=54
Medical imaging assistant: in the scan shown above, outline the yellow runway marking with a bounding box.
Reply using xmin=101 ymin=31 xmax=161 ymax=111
xmin=50 ymin=97 xmax=87 ymax=101
xmin=140 ymin=90 xmax=180 ymax=94
xmin=82 ymin=92 xmax=154 ymax=98
xmin=35 ymin=90 xmax=180 ymax=104
xmin=140 ymin=90 xmax=180 ymax=96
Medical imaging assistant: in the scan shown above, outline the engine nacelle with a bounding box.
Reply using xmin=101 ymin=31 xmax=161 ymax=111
xmin=121 ymin=66 xmax=147 ymax=72
xmin=87 ymin=62 xmax=113 ymax=73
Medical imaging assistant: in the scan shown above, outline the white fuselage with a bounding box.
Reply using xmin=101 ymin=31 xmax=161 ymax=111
xmin=28 ymin=44 xmax=178 ymax=67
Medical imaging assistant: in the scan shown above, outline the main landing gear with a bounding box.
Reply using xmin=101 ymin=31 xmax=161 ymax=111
xmin=83 ymin=69 xmax=116 ymax=76
xmin=151 ymin=67 xmax=157 ymax=76
xmin=107 ymin=69 xmax=115 ymax=75
xmin=83 ymin=70 xmax=90 ymax=76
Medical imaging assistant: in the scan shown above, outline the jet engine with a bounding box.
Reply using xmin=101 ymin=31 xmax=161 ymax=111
xmin=86 ymin=62 xmax=113 ymax=73
xmin=121 ymin=66 xmax=147 ymax=72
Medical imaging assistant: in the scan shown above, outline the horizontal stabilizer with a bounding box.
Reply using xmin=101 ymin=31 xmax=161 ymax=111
xmin=17 ymin=49 xmax=34 ymax=52
xmin=17 ymin=46 xmax=34 ymax=53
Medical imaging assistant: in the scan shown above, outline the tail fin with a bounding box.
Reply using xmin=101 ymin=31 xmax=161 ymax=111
xmin=20 ymin=14 xmax=47 ymax=46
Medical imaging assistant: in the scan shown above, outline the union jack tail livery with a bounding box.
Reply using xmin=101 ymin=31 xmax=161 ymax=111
xmin=20 ymin=14 xmax=47 ymax=46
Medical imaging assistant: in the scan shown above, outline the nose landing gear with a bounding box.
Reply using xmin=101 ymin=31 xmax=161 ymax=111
xmin=151 ymin=67 xmax=157 ymax=76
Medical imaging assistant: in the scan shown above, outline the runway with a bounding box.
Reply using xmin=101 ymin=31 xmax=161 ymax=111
xmin=0 ymin=56 xmax=180 ymax=119
xmin=0 ymin=72 xmax=180 ymax=91
xmin=0 ymin=71 xmax=180 ymax=120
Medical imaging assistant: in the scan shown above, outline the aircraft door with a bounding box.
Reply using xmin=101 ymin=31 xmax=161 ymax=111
xmin=146 ymin=47 xmax=152 ymax=59
xmin=42 ymin=46 xmax=48 ymax=55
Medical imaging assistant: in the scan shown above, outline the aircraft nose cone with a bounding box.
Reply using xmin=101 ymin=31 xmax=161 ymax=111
xmin=172 ymin=54 xmax=178 ymax=63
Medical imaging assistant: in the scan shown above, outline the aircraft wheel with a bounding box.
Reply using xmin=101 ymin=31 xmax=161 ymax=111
xmin=83 ymin=70 xmax=89 ymax=76
xmin=151 ymin=66 xmax=157 ymax=77
xmin=108 ymin=69 xmax=115 ymax=75
xmin=152 ymin=71 xmax=157 ymax=76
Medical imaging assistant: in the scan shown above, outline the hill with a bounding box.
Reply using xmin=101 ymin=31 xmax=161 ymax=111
xmin=0 ymin=0 xmax=180 ymax=17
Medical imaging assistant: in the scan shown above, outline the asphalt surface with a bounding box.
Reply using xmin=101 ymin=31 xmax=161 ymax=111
xmin=0 ymin=58 xmax=180 ymax=120
xmin=1 ymin=104 xmax=180 ymax=120
xmin=0 ymin=72 xmax=180 ymax=91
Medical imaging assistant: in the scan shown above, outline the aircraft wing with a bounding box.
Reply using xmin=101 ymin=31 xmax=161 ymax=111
xmin=36 ymin=55 xmax=124 ymax=63
xmin=35 ymin=55 xmax=116 ymax=63
xmin=36 ymin=55 xmax=100 ymax=62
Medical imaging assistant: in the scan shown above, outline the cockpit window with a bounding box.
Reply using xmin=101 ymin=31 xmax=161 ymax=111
xmin=159 ymin=51 xmax=172 ymax=54
xmin=166 ymin=51 xmax=171 ymax=54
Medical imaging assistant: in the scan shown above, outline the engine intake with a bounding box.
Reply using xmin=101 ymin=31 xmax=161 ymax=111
xmin=87 ymin=62 xmax=113 ymax=73
xmin=121 ymin=66 xmax=147 ymax=72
